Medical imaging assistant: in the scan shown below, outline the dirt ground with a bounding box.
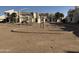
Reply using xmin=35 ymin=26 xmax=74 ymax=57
xmin=0 ymin=23 xmax=79 ymax=53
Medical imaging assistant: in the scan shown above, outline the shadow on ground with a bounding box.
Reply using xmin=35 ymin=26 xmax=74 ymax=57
xmin=50 ymin=23 xmax=79 ymax=37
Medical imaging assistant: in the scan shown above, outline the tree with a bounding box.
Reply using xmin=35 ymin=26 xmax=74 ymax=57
xmin=60 ymin=13 xmax=64 ymax=21
xmin=54 ymin=12 xmax=64 ymax=22
xmin=55 ymin=12 xmax=60 ymax=19
xmin=68 ymin=9 xmax=75 ymax=22
xmin=10 ymin=13 xmax=17 ymax=23
xmin=48 ymin=13 xmax=54 ymax=22
xmin=6 ymin=13 xmax=11 ymax=23
xmin=60 ymin=13 xmax=64 ymax=18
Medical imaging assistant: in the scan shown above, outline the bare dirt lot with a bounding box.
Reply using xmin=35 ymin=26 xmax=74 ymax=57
xmin=0 ymin=23 xmax=79 ymax=53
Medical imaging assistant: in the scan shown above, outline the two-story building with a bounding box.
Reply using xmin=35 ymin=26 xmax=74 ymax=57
xmin=0 ymin=9 xmax=48 ymax=24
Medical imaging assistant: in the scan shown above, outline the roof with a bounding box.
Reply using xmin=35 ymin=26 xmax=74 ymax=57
xmin=4 ymin=9 xmax=17 ymax=14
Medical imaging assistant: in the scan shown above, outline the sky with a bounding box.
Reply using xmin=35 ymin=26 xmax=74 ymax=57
xmin=0 ymin=6 xmax=75 ymax=17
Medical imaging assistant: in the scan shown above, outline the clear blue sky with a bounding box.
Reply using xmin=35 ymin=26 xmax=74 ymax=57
xmin=0 ymin=6 xmax=75 ymax=16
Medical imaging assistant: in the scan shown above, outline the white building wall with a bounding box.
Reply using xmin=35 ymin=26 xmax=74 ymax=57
xmin=33 ymin=13 xmax=37 ymax=19
xmin=37 ymin=13 xmax=41 ymax=23
xmin=19 ymin=15 xmax=24 ymax=23
xmin=44 ymin=18 xmax=46 ymax=23
xmin=37 ymin=17 xmax=41 ymax=23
